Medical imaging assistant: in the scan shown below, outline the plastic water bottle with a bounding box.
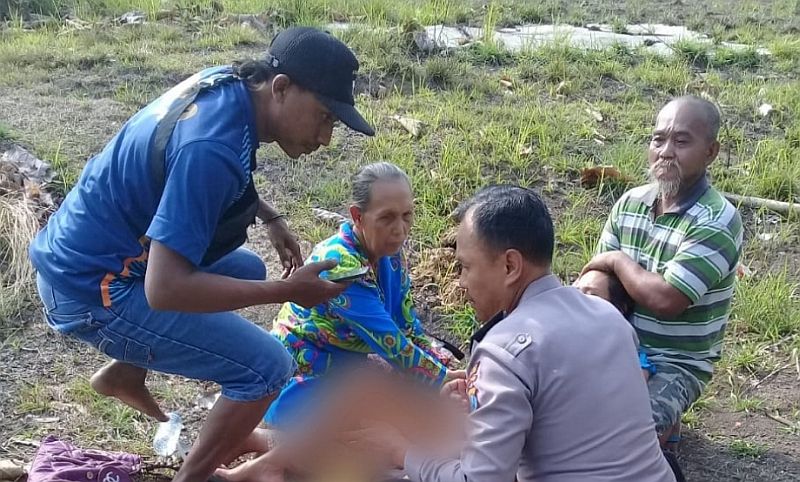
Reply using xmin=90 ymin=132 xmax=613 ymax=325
xmin=153 ymin=412 xmax=183 ymax=457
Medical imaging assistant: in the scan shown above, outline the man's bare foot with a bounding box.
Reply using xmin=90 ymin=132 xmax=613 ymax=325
xmin=90 ymin=361 xmax=168 ymax=422
xmin=215 ymin=453 xmax=286 ymax=482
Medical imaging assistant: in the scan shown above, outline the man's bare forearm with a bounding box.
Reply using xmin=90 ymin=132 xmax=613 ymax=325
xmin=145 ymin=269 xmax=291 ymax=312
xmin=612 ymin=254 xmax=690 ymax=318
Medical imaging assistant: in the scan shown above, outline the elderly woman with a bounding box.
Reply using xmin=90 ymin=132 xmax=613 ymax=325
xmin=264 ymin=161 xmax=457 ymax=427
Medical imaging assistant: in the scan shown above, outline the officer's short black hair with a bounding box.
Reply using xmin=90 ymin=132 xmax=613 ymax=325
xmin=455 ymin=185 xmax=554 ymax=265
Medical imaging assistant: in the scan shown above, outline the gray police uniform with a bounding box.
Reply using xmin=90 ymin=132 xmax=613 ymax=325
xmin=404 ymin=275 xmax=675 ymax=482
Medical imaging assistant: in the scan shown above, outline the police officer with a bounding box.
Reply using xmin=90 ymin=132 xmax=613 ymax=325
xmin=354 ymin=186 xmax=676 ymax=482
xmin=29 ymin=27 xmax=372 ymax=482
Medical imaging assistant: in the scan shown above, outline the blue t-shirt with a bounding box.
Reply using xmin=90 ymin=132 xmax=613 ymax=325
xmin=29 ymin=67 xmax=259 ymax=307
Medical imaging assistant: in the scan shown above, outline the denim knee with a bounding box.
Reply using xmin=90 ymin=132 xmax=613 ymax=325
xmin=203 ymin=247 xmax=267 ymax=281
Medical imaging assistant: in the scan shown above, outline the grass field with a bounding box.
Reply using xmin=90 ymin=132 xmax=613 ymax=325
xmin=1 ymin=1 xmax=799 ymax=480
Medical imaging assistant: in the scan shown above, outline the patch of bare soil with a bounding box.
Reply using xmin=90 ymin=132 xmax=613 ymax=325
xmin=681 ymin=430 xmax=800 ymax=481
xmin=0 ymin=87 xmax=132 ymax=172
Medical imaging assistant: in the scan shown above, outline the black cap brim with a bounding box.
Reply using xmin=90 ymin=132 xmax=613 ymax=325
xmin=317 ymin=95 xmax=375 ymax=136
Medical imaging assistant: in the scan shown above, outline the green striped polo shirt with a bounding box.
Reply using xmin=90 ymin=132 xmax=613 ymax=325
xmin=597 ymin=176 xmax=743 ymax=383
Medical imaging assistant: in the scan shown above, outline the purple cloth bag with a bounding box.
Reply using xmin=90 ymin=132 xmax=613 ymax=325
xmin=28 ymin=435 xmax=141 ymax=482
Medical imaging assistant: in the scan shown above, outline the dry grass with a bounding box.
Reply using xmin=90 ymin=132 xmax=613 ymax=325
xmin=0 ymin=194 xmax=39 ymax=322
xmin=412 ymin=247 xmax=464 ymax=310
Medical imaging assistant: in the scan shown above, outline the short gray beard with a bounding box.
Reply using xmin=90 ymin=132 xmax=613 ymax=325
xmin=648 ymin=161 xmax=682 ymax=199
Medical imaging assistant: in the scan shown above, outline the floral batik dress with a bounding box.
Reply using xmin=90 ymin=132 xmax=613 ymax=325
xmin=264 ymin=222 xmax=449 ymax=427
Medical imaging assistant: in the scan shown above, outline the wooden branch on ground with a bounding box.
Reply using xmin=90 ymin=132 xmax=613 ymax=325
xmin=764 ymin=411 xmax=799 ymax=429
xmin=311 ymin=207 xmax=347 ymax=225
xmin=744 ymin=362 xmax=792 ymax=394
xmin=723 ymin=192 xmax=800 ymax=217
xmin=766 ymin=334 xmax=797 ymax=352
xmin=8 ymin=438 xmax=39 ymax=448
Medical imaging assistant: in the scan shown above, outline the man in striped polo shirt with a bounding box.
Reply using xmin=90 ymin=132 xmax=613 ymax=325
xmin=581 ymin=96 xmax=743 ymax=445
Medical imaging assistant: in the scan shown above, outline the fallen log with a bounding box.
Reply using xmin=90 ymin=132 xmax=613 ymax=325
xmin=723 ymin=192 xmax=800 ymax=217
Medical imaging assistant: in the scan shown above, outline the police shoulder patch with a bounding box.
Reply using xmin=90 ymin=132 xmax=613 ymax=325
xmin=503 ymin=333 xmax=533 ymax=357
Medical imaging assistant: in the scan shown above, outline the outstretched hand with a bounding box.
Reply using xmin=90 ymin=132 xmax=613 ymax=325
xmin=266 ymin=218 xmax=304 ymax=279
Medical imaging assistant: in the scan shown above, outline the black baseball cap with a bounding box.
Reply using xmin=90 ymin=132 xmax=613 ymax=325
xmin=267 ymin=27 xmax=375 ymax=136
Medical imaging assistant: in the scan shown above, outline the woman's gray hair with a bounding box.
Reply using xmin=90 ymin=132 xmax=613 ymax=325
xmin=352 ymin=162 xmax=411 ymax=210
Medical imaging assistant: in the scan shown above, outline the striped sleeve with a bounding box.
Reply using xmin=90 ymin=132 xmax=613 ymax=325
xmin=662 ymin=221 xmax=740 ymax=304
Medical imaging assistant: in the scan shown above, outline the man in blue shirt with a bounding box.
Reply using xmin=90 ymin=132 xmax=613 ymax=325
xmin=29 ymin=27 xmax=373 ymax=482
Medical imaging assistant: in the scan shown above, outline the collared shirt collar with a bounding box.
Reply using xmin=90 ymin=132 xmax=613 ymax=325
xmin=469 ymin=274 xmax=562 ymax=348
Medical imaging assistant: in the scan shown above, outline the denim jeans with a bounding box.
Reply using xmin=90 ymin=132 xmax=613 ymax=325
xmin=36 ymin=247 xmax=296 ymax=402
